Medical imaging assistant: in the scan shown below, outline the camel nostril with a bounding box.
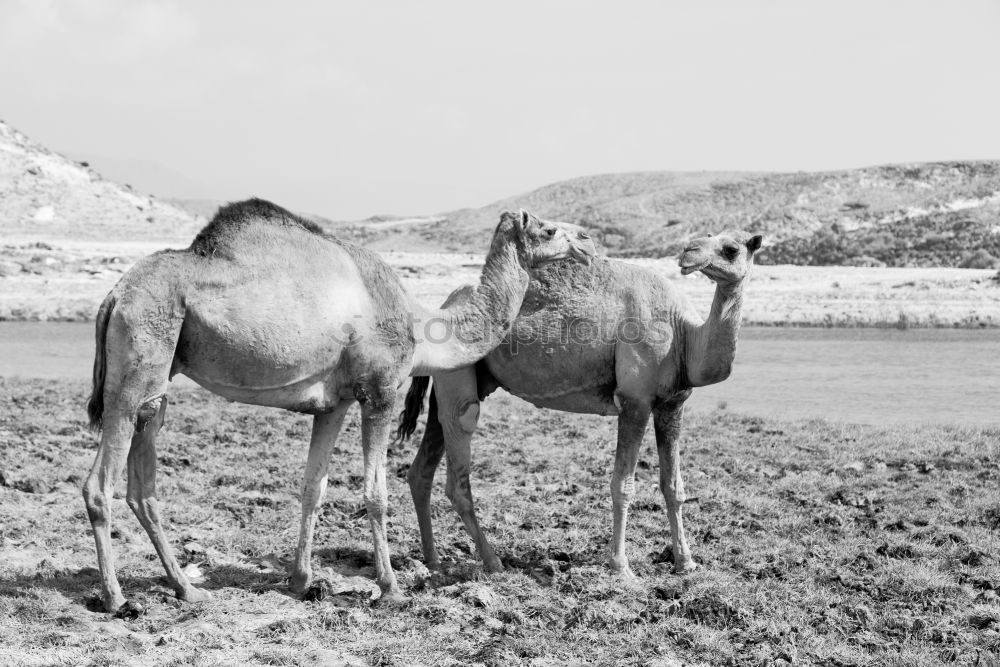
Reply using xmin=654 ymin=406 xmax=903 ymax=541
xmin=579 ymin=233 xmax=591 ymax=240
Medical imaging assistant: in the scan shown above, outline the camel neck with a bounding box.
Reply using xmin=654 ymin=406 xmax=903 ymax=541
xmin=685 ymin=280 xmax=746 ymax=387
xmin=409 ymin=231 xmax=529 ymax=375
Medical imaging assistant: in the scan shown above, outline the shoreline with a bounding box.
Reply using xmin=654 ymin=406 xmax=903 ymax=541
xmin=1 ymin=242 xmax=998 ymax=328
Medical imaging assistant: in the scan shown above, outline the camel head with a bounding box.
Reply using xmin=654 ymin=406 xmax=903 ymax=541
xmin=678 ymin=230 xmax=763 ymax=284
xmin=496 ymin=209 xmax=597 ymax=267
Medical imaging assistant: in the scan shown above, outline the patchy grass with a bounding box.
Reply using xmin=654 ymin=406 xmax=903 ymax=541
xmin=1 ymin=378 xmax=998 ymax=666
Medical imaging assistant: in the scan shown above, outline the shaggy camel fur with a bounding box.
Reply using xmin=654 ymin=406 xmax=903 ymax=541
xmin=84 ymin=198 xmax=595 ymax=612
xmin=398 ymin=230 xmax=762 ymax=576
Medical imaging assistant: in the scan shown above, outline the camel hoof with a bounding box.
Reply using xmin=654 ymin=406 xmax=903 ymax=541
xmin=484 ymin=558 xmax=505 ymax=574
xmin=674 ymin=559 xmax=699 ymax=575
xmin=288 ymin=572 xmax=311 ymax=596
xmin=300 ymin=579 xmax=334 ymax=602
xmin=610 ymin=563 xmax=637 ymax=579
xmin=113 ymin=599 xmax=146 ymax=620
xmin=373 ymin=590 xmax=411 ymax=608
xmin=101 ymin=594 xmax=127 ymax=614
xmin=180 ymin=586 xmax=212 ymax=603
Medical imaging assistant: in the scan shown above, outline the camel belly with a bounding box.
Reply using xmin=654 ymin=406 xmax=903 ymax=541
xmin=485 ymin=342 xmax=619 ymax=415
xmin=173 ymin=274 xmax=373 ymax=408
xmin=184 ymin=372 xmax=350 ymax=413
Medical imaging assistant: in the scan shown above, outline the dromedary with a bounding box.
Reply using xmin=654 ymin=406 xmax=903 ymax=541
xmin=83 ymin=198 xmax=595 ymax=612
xmin=397 ymin=230 xmax=762 ymax=576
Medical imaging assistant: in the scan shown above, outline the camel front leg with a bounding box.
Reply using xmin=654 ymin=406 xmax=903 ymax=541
xmin=125 ymin=397 xmax=210 ymax=604
xmin=653 ymin=396 xmax=698 ymax=574
xmin=406 ymin=387 xmax=446 ymax=569
xmin=435 ymin=369 xmax=502 ymax=573
xmin=289 ymin=401 xmax=352 ymax=594
xmin=609 ymin=395 xmax=652 ymax=577
xmin=358 ymin=384 xmax=406 ymax=604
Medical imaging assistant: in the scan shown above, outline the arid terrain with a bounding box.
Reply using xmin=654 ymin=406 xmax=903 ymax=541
xmin=2 ymin=240 xmax=998 ymax=328
xmin=2 ymin=120 xmax=1000 ymax=667
xmin=1 ymin=379 xmax=998 ymax=666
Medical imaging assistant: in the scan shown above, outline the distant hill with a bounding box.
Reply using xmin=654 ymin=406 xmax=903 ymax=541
xmin=0 ymin=121 xmax=201 ymax=243
xmin=397 ymin=164 xmax=1000 ymax=267
xmin=5 ymin=119 xmax=997 ymax=267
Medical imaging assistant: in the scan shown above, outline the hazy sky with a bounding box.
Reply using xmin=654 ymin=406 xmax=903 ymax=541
xmin=2 ymin=0 xmax=998 ymax=219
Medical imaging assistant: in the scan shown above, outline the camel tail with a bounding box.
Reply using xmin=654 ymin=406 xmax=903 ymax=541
xmin=86 ymin=294 xmax=115 ymax=432
xmin=395 ymin=376 xmax=430 ymax=442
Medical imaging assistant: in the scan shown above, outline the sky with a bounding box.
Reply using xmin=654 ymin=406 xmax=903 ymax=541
xmin=1 ymin=0 xmax=998 ymax=219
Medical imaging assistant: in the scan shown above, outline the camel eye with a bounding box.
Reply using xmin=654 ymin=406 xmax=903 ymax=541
xmin=544 ymin=227 xmax=557 ymax=238
xmin=722 ymin=245 xmax=739 ymax=260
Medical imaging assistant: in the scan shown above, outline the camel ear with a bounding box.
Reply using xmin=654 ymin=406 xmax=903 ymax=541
xmin=519 ymin=209 xmax=534 ymax=232
xmin=746 ymin=235 xmax=763 ymax=253
xmin=499 ymin=210 xmax=521 ymax=232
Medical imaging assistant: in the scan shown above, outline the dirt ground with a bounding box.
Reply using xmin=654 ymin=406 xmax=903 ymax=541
xmin=1 ymin=378 xmax=997 ymax=666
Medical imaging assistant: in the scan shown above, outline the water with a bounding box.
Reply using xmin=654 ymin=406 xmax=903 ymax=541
xmin=1 ymin=322 xmax=997 ymax=427
xmin=686 ymin=328 xmax=1000 ymax=426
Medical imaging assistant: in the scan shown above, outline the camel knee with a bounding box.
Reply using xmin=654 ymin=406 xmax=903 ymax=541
xmin=406 ymin=463 xmax=434 ymax=497
xmin=135 ymin=395 xmax=167 ymax=433
xmin=457 ymin=401 xmax=479 ymax=433
xmin=440 ymin=399 xmax=479 ymax=434
xmin=407 ymin=442 xmax=441 ymax=487
xmin=354 ymin=380 xmax=395 ymax=414
xmin=443 ymin=475 xmax=473 ymax=514
xmin=125 ymin=494 xmax=160 ymax=523
xmin=611 ymin=477 xmax=636 ymax=507
xmin=659 ymin=475 xmax=686 ymax=505
xmin=445 ymin=488 xmax=473 ymax=515
xmin=364 ymin=489 xmax=388 ymax=517
xmin=82 ymin=479 xmax=109 ymax=524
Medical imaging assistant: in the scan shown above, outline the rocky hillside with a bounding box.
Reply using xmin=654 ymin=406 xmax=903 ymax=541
xmin=4 ymin=119 xmax=998 ymax=268
xmin=0 ymin=121 xmax=200 ymax=243
xmin=367 ymin=164 xmax=1000 ymax=267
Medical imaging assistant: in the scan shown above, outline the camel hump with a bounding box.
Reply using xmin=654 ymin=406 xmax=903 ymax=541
xmin=189 ymin=198 xmax=325 ymax=259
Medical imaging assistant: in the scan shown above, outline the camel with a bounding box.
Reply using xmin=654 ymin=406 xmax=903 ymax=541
xmin=397 ymin=229 xmax=762 ymax=577
xmin=83 ymin=198 xmax=595 ymax=612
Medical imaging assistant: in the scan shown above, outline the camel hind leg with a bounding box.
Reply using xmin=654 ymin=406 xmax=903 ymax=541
xmin=406 ymin=386 xmax=446 ymax=569
xmin=125 ymin=396 xmax=210 ymax=604
xmin=357 ymin=379 xmax=406 ymax=604
xmin=289 ymin=400 xmax=352 ymax=594
xmin=83 ymin=300 xmax=182 ymax=612
xmin=434 ymin=368 xmax=503 ymax=573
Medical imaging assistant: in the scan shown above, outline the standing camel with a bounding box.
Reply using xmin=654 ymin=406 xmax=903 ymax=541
xmin=397 ymin=230 xmax=762 ymax=576
xmin=83 ymin=198 xmax=595 ymax=612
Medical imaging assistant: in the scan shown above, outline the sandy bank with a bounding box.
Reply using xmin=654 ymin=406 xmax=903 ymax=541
xmin=1 ymin=240 xmax=997 ymax=327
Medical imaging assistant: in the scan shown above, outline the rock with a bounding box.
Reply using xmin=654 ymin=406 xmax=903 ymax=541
xmin=960 ymin=548 xmax=991 ymax=566
xmin=14 ymin=476 xmax=51 ymax=494
xmin=114 ymin=600 xmax=146 ymax=620
xmin=969 ymin=612 xmax=999 ymax=629
xmin=302 ymin=575 xmax=377 ymax=602
xmin=33 ymin=205 xmax=55 ymax=222
xmin=843 ymin=460 xmax=865 ymax=473
xmin=183 ymin=541 xmax=206 ymax=555
xmin=0 ymin=260 xmax=23 ymax=276
xmin=847 ymin=604 xmax=872 ymax=626
xmin=304 ymin=649 xmax=367 ymax=666
xmin=461 ymin=583 xmax=500 ymax=610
